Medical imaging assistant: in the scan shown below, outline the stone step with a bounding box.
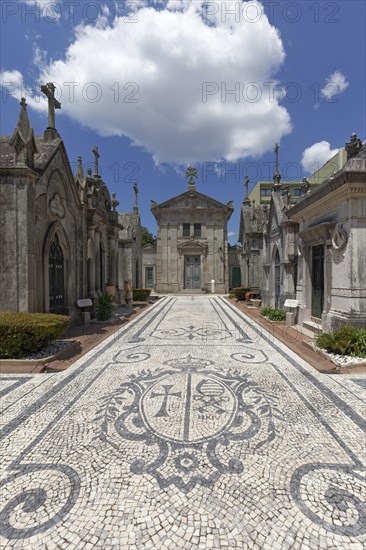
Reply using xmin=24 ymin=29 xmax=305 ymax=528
xmin=178 ymin=290 xmax=205 ymax=294
xmin=302 ymin=320 xmax=322 ymax=336
xmin=293 ymin=324 xmax=316 ymax=339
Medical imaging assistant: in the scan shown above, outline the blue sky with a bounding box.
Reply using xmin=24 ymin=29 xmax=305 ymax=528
xmin=1 ymin=1 xmax=365 ymax=242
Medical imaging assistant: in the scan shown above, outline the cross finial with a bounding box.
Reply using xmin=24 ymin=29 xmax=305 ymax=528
xmin=243 ymin=175 xmax=251 ymax=205
xmin=92 ymin=146 xmax=100 ymax=178
xmin=111 ymin=192 xmax=119 ymax=211
xmin=244 ymin=175 xmax=249 ymax=198
xmin=133 ymin=182 xmax=138 ymax=211
xmin=41 ymin=82 xmax=61 ymax=129
xmin=186 ymin=165 xmax=197 ymax=188
xmin=273 ymin=142 xmax=281 ymax=186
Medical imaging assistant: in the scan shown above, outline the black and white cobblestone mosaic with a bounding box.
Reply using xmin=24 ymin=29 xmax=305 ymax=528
xmin=0 ymin=296 xmax=365 ymax=549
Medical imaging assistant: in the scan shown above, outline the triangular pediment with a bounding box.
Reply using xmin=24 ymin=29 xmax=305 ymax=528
xmin=155 ymin=189 xmax=231 ymax=211
xmin=177 ymin=239 xmax=209 ymax=257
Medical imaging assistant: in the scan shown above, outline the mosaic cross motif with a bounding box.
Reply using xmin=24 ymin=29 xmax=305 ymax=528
xmin=150 ymin=324 xmax=235 ymax=341
xmin=96 ymin=355 xmax=285 ymax=493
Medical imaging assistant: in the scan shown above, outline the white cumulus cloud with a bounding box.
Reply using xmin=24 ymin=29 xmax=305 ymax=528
xmin=321 ymin=70 xmax=349 ymax=100
xmin=8 ymin=1 xmax=292 ymax=164
xmin=22 ymin=0 xmax=62 ymax=21
xmin=0 ymin=69 xmax=47 ymax=114
xmin=301 ymin=141 xmax=339 ymax=174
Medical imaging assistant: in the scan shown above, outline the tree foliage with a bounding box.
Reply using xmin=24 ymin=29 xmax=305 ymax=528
xmin=141 ymin=226 xmax=157 ymax=246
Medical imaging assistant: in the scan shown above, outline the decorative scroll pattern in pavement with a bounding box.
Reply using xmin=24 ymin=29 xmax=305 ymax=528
xmin=0 ymin=296 xmax=365 ymax=549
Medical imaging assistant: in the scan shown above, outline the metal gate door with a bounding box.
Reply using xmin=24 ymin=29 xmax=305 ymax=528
xmin=145 ymin=267 xmax=154 ymax=289
xmin=184 ymin=256 xmax=201 ymax=289
xmin=231 ymin=266 xmax=241 ymax=288
xmin=49 ymin=234 xmax=65 ymax=314
xmin=311 ymin=245 xmax=324 ymax=318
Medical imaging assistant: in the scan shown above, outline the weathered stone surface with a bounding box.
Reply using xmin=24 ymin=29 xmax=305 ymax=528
xmin=149 ymin=179 xmax=234 ymax=294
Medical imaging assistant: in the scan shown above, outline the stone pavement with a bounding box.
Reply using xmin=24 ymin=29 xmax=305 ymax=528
xmin=0 ymin=296 xmax=365 ymax=549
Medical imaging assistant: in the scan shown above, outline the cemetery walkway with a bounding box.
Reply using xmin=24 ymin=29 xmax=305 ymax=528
xmin=0 ymin=296 xmax=365 ymax=549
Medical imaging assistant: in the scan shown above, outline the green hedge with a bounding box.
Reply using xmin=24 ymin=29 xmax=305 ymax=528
xmin=0 ymin=312 xmax=70 ymax=359
xmin=261 ymin=307 xmax=286 ymax=321
xmin=232 ymin=287 xmax=250 ymax=301
xmin=133 ymin=288 xmax=152 ymax=301
xmin=316 ymin=325 xmax=366 ymax=358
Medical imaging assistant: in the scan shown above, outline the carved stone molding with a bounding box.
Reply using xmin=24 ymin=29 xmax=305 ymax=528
xmin=298 ymin=221 xmax=336 ymax=243
xmin=332 ymin=223 xmax=348 ymax=251
xmin=332 ymin=288 xmax=366 ymax=297
xmin=49 ymin=193 xmax=65 ymax=219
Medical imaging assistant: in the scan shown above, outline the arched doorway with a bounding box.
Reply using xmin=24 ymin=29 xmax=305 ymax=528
xmin=49 ymin=233 xmax=65 ymax=314
xmin=274 ymin=249 xmax=281 ymax=308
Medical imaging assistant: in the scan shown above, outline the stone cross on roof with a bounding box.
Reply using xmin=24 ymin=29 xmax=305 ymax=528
xmin=244 ymin=175 xmax=249 ymax=197
xmin=133 ymin=182 xmax=139 ymax=211
xmin=186 ymin=166 xmax=197 ymax=188
xmin=41 ymin=83 xmax=61 ymax=130
xmin=92 ymin=146 xmax=100 ymax=178
xmin=243 ymin=175 xmax=251 ymax=205
xmin=273 ymin=142 xmax=281 ymax=187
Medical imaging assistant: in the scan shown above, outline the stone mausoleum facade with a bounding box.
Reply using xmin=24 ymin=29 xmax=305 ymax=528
xmin=238 ymin=136 xmax=366 ymax=332
xmin=0 ymin=85 xmax=141 ymax=320
xmin=148 ymin=167 xmax=234 ymax=294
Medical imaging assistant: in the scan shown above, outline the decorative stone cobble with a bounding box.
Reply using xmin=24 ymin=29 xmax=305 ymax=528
xmin=0 ymin=296 xmax=365 ymax=549
xmin=18 ymin=340 xmax=75 ymax=360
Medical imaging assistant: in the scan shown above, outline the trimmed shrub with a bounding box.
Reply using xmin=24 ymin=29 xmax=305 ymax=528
xmin=261 ymin=306 xmax=273 ymax=317
xmin=232 ymin=287 xmax=250 ymax=301
xmin=316 ymin=326 xmax=366 ymax=358
xmin=133 ymin=288 xmax=152 ymax=301
xmin=95 ymin=292 xmax=114 ymax=321
xmin=261 ymin=307 xmax=286 ymax=322
xmin=0 ymin=312 xmax=70 ymax=359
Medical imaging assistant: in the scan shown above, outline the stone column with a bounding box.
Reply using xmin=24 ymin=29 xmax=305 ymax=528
xmin=87 ymin=227 xmax=96 ymax=298
xmin=94 ymin=230 xmax=100 ymax=292
xmin=88 ymin=259 xmax=96 ymax=298
xmin=108 ymin=236 xmax=116 ymax=285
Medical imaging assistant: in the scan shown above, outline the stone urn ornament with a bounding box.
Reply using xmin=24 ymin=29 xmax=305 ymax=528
xmin=124 ymin=280 xmax=132 ymax=304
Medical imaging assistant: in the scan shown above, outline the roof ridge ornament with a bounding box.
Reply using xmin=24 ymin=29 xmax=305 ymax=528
xmin=41 ymin=82 xmax=61 ymax=141
xmin=75 ymin=155 xmax=85 ymax=186
xmin=345 ymin=132 xmax=362 ymax=159
xmin=133 ymin=182 xmax=138 ymax=211
xmin=92 ymin=146 xmax=100 ymax=178
xmin=243 ymin=175 xmax=251 ymax=205
xmin=186 ymin=165 xmax=197 ymax=189
xmin=9 ymin=97 xmax=38 ymax=167
xmin=273 ymin=142 xmax=282 ymax=189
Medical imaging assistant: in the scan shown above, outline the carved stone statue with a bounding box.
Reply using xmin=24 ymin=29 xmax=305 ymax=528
xmin=345 ymin=133 xmax=362 ymax=159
